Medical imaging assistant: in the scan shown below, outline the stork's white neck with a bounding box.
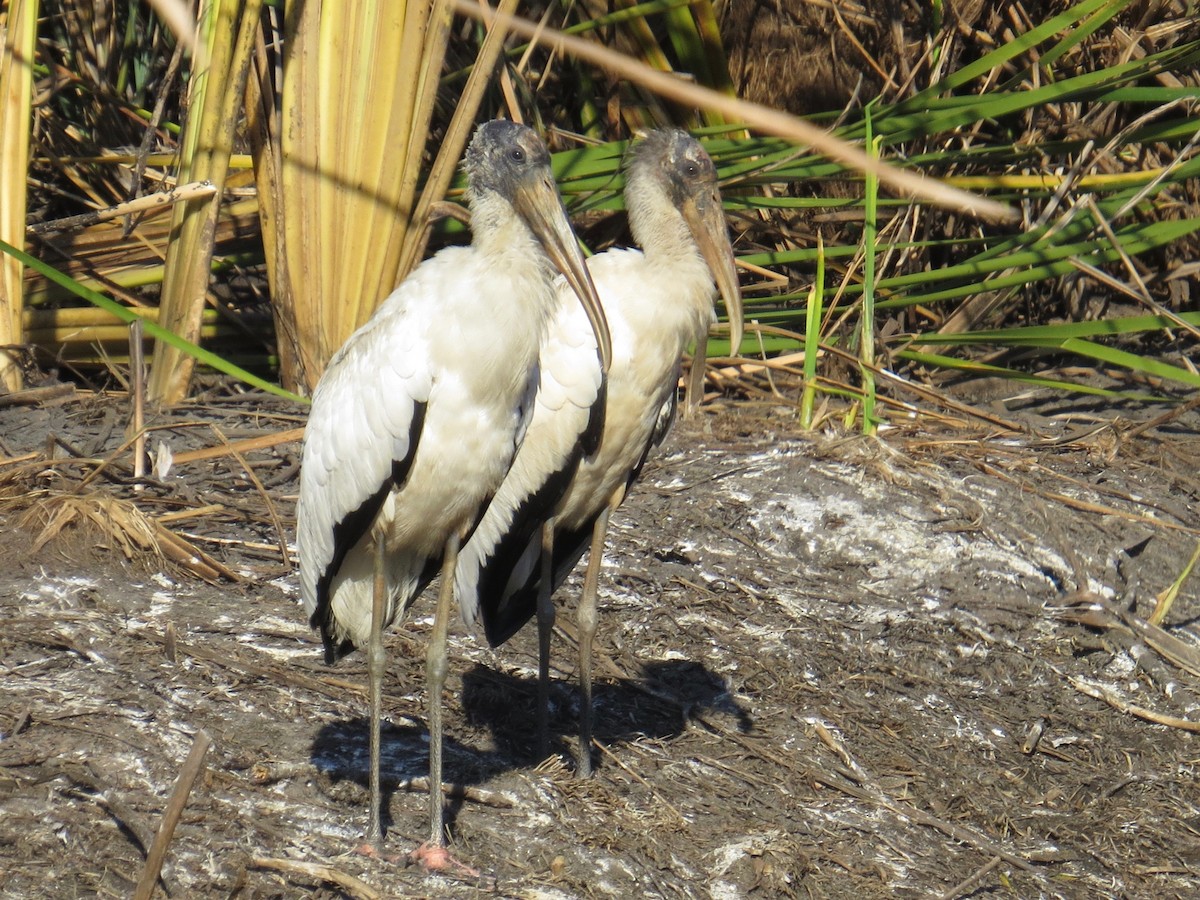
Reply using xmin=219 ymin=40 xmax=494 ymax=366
xmin=625 ymin=173 xmax=704 ymax=274
xmin=469 ymin=189 xmax=559 ymax=318
xmin=625 ymin=180 xmax=711 ymax=323
xmin=612 ymin=182 xmax=717 ymax=352
xmin=470 ymin=191 xmax=540 ymax=260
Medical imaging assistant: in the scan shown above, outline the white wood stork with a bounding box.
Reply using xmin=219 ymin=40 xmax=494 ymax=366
xmin=296 ymin=120 xmax=612 ymax=865
xmin=455 ymin=129 xmax=742 ymax=775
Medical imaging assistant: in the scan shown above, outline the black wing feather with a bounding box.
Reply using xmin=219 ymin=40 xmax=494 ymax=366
xmin=311 ymin=400 xmax=428 ymax=662
xmin=482 ymin=382 xmax=676 ymax=647
xmin=477 ymin=446 xmax=587 ymax=646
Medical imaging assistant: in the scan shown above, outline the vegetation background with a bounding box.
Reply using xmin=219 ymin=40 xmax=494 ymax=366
xmin=1 ymin=0 xmax=1196 ymax=425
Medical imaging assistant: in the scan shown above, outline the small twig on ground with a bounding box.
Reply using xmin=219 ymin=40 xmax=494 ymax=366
xmin=133 ymin=729 xmax=213 ymax=900
xmin=207 ymin=423 xmax=291 ymax=565
xmin=250 ymin=857 xmax=382 ymax=900
xmin=154 ymin=504 xmax=227 ymax=524
xmin=937 ymin=855 xmax=1004 ymax=900
xmin=170 ymin=427 xmax=305 ymax=464
xmin=0 ymin=384 xmax=76 ymax=408
xmin=1021 ymin=718 xmax=1047 ymax=755
xmin=976 ymin=461 xmax=1200 ymax=537
xmin=1121 ymin=395 xmax=1200 ymax=443
xmin=0 ymin=450 xmax=39 ymax=467
xmin=1067 ymin=676 xmax=1200 ymax=733
xmin=388 ymin=776 xmax=515 ymax=809
xmin=810 ymin=720 xmax=871 ymax=783
xmin=150 ymin=519 xmax=241 ymax=582
xmin=593 ymin=740 xmax=688 ymax=827
xmin=128 ymin=320 xmax=147 ymax=487
xmin=42 ymin=760 xmax=159 ymax=870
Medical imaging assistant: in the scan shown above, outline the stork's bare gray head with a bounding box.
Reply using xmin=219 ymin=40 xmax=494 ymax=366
xmin=627 ymin=130 xmax=743 ymax=352
xmin=463 ymin=120 xmax=613 ymax=372
xmin=627 ymin=129 xmax=719 ymax=207
xmin=464 ymin=120 xmax=554 ymax=202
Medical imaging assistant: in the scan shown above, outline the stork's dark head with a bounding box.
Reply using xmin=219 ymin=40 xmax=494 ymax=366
xmin=463 ymin=120 xmax=612 ymax=372
xmin=627 ymin=129 xmax=721 ymax=209
xmin=464 ymin=120 xmax=555 ymax=203
xmin=626 ymin=130 xmax=743 ymax=352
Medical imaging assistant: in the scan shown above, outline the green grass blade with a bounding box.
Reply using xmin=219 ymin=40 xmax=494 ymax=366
xmin=899 ymin=0 xmax=1134 ymax=109
xmin=0 ymin=239 xmax=305 ymax=403
xmin=897 ymin=349 xmax=1168 ymax=402
xmin=860 ymin=115 xmax=880 ymax=434
xmin=800 ymin=232 xmax=825 ymax=429
xmin=915 ymin=311 xmax=1200 ymax=345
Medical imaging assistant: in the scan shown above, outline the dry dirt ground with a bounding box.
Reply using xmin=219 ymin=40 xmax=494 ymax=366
xmin=1 ymin=384 xmax=1199 ymax=899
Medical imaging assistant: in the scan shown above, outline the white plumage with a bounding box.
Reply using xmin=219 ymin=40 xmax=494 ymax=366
xmin=295 ymin=120 xmax=611 ymax=863
xmin=456 ymin=129 xmax=742 ymax=773
xmin=298 ymin=244 xmax=541 ymax=651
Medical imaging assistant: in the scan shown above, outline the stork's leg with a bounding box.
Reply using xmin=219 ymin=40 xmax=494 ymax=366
xmin=536 ymin=520 xmax=556 ymax=760
xmin=684 ymin=333 xmax=709 ymax=417
xmin=411 ymin=532 xmax=481 ymax=876
xmin=365 ymin=531 xmax=387 ymax=852
xmin=576 ymin=503 xmax=612 ymax=778
xmin=425 ymin=532 xmax=459 ymax=847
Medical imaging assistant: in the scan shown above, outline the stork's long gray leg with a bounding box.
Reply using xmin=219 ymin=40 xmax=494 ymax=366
xmin=366 ymin=531 xmax=387 ymax=851
xmin=684 ymin=333 xmax=709 ymax=417
xmin=411 ymin=532 xmax=480 ymax=876
xmin=536 ymin=520 xmax=556 ymax=761
xmin=425 ymin=531 xmax=461 ymax=848
xmin=577 ymin=502 xmax=613 ymax=778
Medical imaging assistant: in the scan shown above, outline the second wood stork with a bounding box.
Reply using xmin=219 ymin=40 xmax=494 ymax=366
xmin=455 ymin=129 xmax=742 ymax=774
xmin=296 ymin=120 xmax=611 ymax=865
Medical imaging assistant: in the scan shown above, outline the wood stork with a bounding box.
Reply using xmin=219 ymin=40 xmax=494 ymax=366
xmin=296 ymin=120 xmax=612 ymax=866
xmin=455 ymin=129 xmax=742 ymax=775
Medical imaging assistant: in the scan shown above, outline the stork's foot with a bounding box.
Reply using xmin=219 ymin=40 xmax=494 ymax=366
xmin=409 ymin=841 xmax=482 ymax=878
xmin=353 ymin=841 xmax=403 ymax=863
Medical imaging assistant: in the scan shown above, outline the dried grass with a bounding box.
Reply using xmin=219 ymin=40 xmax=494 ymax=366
xmin=21 ymin=491 xmax=159 ymax=559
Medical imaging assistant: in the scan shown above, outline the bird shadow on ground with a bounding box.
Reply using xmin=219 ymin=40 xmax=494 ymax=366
xmin=461 ymin=657 xmax=754 ymax=768
xmin=308 ymin=657 xmax=751 ymax=838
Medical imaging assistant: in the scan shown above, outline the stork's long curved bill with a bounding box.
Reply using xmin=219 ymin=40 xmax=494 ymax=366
xmin=682 ymin=191 xmax=743 ymax=353
xmin=514 ymin=176 xmax=614 ymax=374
